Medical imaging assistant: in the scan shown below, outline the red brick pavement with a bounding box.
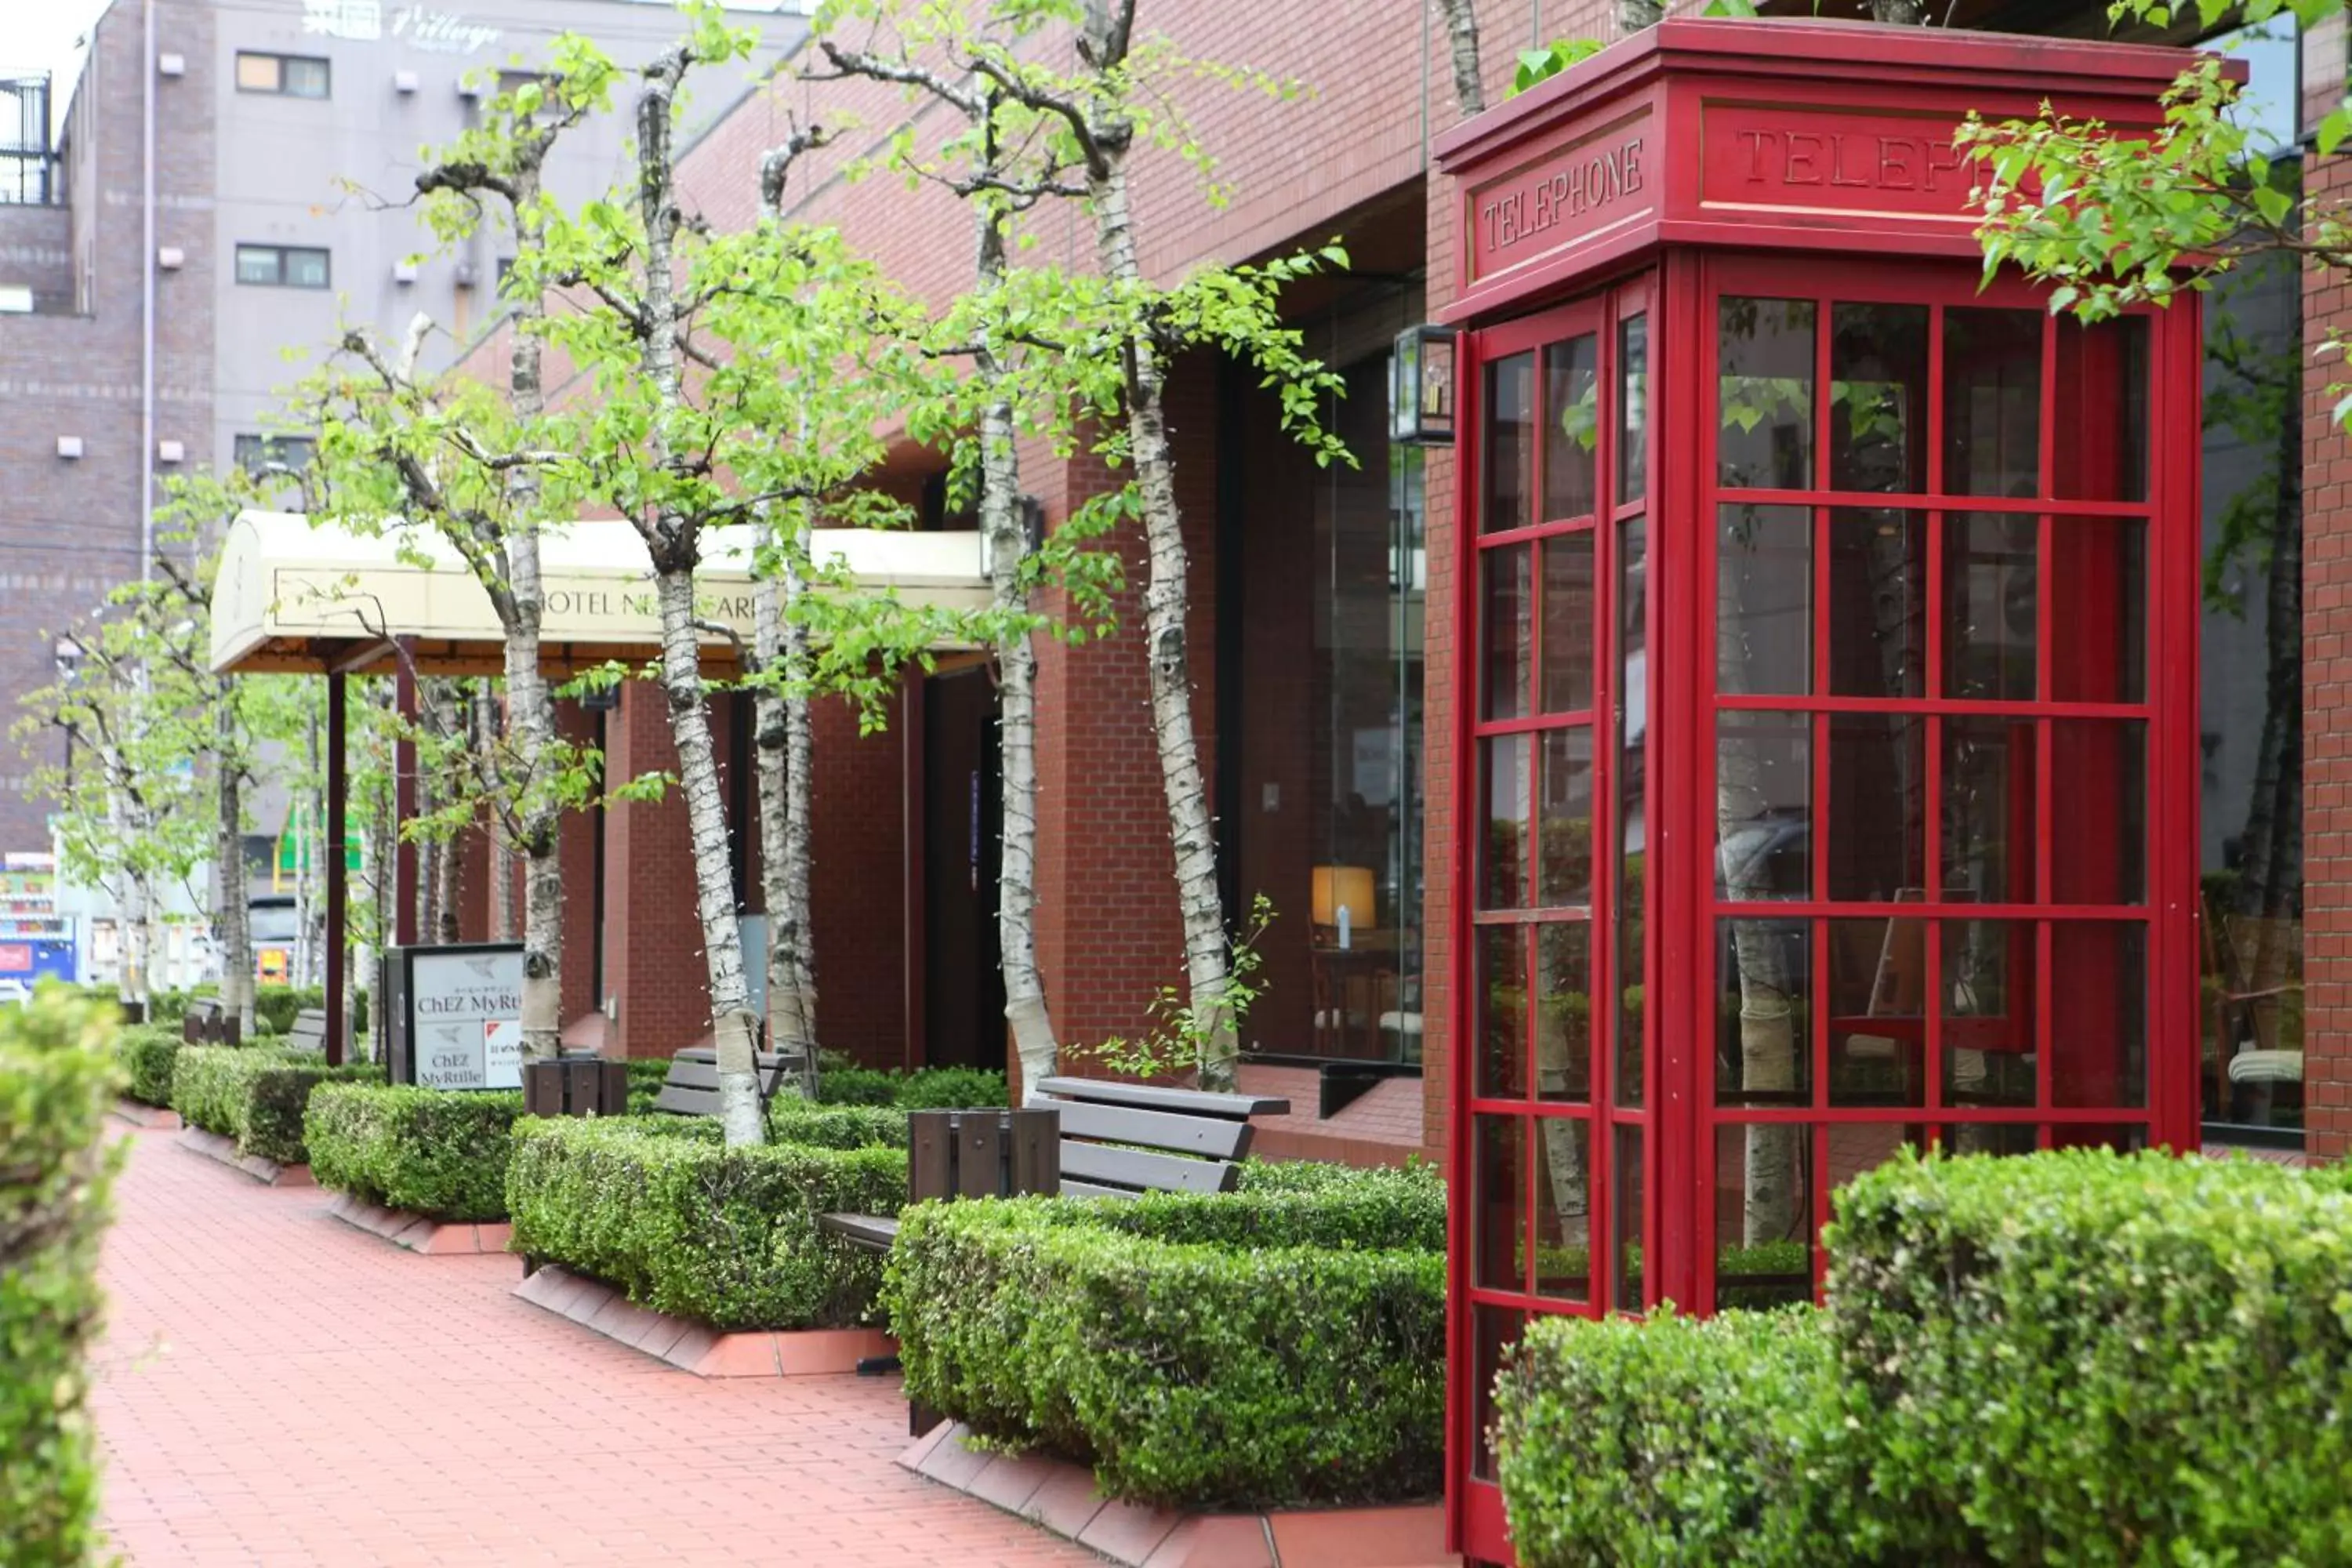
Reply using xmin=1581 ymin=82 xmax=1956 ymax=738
xmin=89 ymin=1127 xmax=1101 ymax=1567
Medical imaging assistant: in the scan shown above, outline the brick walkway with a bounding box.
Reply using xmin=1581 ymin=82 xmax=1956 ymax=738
xmin=90 ymin=1126 xmax=1099 ymax=1566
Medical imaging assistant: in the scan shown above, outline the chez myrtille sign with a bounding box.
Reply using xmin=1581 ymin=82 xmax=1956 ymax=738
xmin=387 ymin=944 xmax=524 ymax=1091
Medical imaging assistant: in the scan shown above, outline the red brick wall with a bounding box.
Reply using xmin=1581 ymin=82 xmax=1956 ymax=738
xmin=602 ymin=680 xmax=757 ymax=1058
xmin=2304 ymin=151 xmax=2352 ymax=1161
xmin=804 ymin=693 xmax=910 ymax=1069
xmin=558 ymin=699 xmax=603 ymax=1025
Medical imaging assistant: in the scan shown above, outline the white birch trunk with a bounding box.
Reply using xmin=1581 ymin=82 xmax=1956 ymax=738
xmin=214 ymin=702 xmax=254 ymax=1034
xmin=635 ymin=51 xmax=760 ymax=1145
xmin=655 ymin=567 xmax=762 ymax=1142
xmin=483 ymin=692 xmax=515 ymax=943
xmin=753 ymin=563 xmax=819 ymax=1091
xmin=972 ymin=216 xmax=1059 ymax=1097
xmin=503 ymin=155 xmax=565 ymax=1065
xmin=1082 ymin=113 xmax=1236 ymax=1090
xmin=1433 ymin=0 xmax=1486 ymax=116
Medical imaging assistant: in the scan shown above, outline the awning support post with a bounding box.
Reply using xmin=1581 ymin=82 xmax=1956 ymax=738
xmin=325 ymin=670 xmax=347 ymax=1067
xmin=394 ymin=642 xmax=418 ymax=948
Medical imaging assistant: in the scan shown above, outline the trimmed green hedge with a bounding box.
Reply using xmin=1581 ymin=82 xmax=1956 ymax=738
xmin=1829 ymin=1148 xmax=2352 ymax=1566
xmin=813 ymin=1055 xmax=1008 ymax=1110
xmin=886 ymin=1163 xmax=1446 ymax=1511
xmin=1494 ymin=1149 xmax=2352 ymax=1567
xmin=112 ymin=1024 xmax=183 ymax=1107
xmin=307 ymin=1084 xmax=524 ymax=1221
xmin=1494 ymin=1310 xmax=1856 ymax=1568
xmin=505 ymin=1114 xmax=908 ymax=1330
xmin=170 ymin=1045 xmax=382 ymax=1164
xmin=2 ymin=994 xmax=126 ymax=1565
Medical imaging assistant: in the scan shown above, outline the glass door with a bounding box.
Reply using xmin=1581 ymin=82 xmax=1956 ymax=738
xmin=1457 ymin=274 xmax=1653 ymax=1541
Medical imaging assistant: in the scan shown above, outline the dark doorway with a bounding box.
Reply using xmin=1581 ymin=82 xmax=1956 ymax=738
xmin=922 ymin=667 xmax=1005 ymax=1068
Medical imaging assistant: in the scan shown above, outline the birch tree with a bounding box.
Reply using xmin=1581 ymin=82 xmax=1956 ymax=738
xmin=710 ymin=141 xmax=951 ymax=1094
xmin=15 ymin=477 xmax=295 ymax=1018
xmin=814 ymin=20 xmax=1130 ymax=1094
xmin=524 ymin=5 xmax=849 ymax=1142
xmin=309 ymin=45 xmax=618 ymax=1064
xmin=816 ymin=0 xmax=1347 ymax=1091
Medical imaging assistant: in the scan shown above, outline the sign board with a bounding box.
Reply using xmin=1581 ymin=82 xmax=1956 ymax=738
xmin=390 ymin=943 xmax=524 ymax=1091
xmin=1464 ymin=109 xmax=1653 ymax=286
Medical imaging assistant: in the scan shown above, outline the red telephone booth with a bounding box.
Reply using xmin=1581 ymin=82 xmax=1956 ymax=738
xmin=1433 ymin=21 xmax=2210 ymax=1560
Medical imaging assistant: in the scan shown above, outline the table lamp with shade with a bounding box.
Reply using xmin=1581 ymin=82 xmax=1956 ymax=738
xmin=1312 ymin=866 xmax=1377 ymax=950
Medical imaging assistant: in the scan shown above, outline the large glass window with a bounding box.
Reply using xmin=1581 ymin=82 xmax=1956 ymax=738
xmin=2198 ymin=22 xmax=2303 ymax=1148
xmin=1233 ymin=296 xmax=1427 ymax=1065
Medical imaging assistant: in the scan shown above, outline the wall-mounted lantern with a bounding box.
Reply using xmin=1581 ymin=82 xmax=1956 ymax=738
xmin=1388 ymin=323 xmax=1457 ymax=448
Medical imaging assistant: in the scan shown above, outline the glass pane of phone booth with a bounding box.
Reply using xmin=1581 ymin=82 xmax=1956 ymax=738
xmin=1707 ymin=278 xmax=2158 ymax=1312
xmin=1465 ymin=278 xmax=1653 ymax=1479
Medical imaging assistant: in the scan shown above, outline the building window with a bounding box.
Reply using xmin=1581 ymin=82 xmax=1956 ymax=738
xmin=235 ymin=53 xmax=331 ymax=98
xmin=2199 ymin=21 xmax=2304 ymax=1149
xmin=234 ymin=434 xmax=317 ymax=475
xmin=0 ymin=284 xmax=30 ymax=314
xmin=1233 ymin=296 xmax=1428 ymax=1064
xmin=235 ymin=245 xmax=330 ymax=289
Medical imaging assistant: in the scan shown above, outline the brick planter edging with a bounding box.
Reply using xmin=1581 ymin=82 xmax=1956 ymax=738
xmin=325 ymin=1192 xmax=513 ymax=1255
xmin=898 ymin=1421 xmax=1457 ymax=1568
xmin=112 ymin=1100 xmax=181 ymax=1131
xmin=175 ymin=1127 xmax=314 ymax=1186
xmin=510 ymin=1263 xmax=895 ymax=1378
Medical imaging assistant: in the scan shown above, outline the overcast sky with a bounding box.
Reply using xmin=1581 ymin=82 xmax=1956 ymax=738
xmin=1 ymin=0 xmax=110 ymax=111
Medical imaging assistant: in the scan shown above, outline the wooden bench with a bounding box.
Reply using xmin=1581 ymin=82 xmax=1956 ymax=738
xmin=651 ymin=1044 xmax=806 ymax=1116
xmin=286 ymin=1008 xmax=330 ymax=1054
xmin=1033 ymin=1075 xmax=1290 ymax=1199
xmin=182 ymin=997 xmax=240 ymax=1046
xmin=817 ymin=1107 xmax=1061 ymax=1254
xmin=817 ymin=1106 xmax=1061 ymax=1417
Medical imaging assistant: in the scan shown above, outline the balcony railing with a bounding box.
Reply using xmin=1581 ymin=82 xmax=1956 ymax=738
xmin=1 ymin=74 xmax=60 ymax=206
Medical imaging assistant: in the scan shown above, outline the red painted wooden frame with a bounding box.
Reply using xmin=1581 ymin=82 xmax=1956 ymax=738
xmin=1436 ymin=24 xmax=2210 ymax=1566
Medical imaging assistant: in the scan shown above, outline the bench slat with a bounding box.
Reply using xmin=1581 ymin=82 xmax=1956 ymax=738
xmin=817 ymin=1213 xmax=901 ymax=1250
xmin=1057 ymin=1178 xmax=1135 ymax=1201
xmin=662 ymin=1059 xmax=722 ymax=1091
xmin=1059 ymin=1140 xmax=1240 ymax=1196
xmin=671 ymin=1046 xmax=803 ymax=1071
xmin=653 ymin=1084 xmax=721 ymax=1116
xmin=1048 ymin=1098 xmax=1253 ymax=1160
xmin=1034 ymin=1075 xmax=1288 ymax=1120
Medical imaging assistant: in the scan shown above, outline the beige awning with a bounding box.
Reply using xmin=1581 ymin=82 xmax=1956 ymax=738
xmin=209 ymin=511 xmax=992 ymax=676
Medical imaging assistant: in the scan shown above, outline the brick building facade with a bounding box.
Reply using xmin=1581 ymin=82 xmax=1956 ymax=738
xmin=436 ymin=0 xmax=2336 ymax=1167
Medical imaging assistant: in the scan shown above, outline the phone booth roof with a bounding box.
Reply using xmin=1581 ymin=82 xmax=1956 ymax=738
xmin=1432 ymin=18 xmax=2227 ymax=325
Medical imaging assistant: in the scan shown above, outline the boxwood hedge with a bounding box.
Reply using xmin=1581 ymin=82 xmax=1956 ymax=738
xmin=1494 ymin=1310 xmax=1860 ymax=1568
xmin=1827 ymin=1148 xmax=2352 ymax=1566
xmin=812 ymin=1058 xmax=1008 ymax=1110
xmin=112 ymin=1024 xmax=183 ymax=1107
xmin=1494 ymin=1149 xmax=2352 ymax=1567
xmin=504 ymin=1112 xmax=907 ymax=1330
xmin=885 ymin=1162 xmax=1446 ymax=1511
xmin=306 ymin=1084 xmax=525 ymax=1221
xmin=2 ymin=994 xmax=125 ymax=1566
xmin=170 ymin=1045 xmax=381 ymax=1164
